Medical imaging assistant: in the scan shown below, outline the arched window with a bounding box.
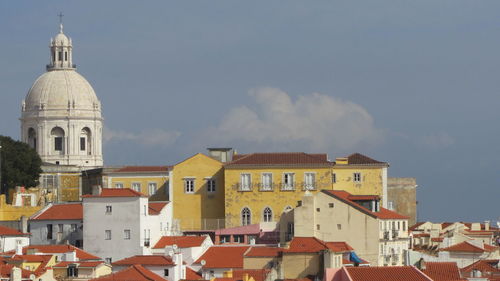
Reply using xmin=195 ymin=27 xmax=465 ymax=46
xmin=283 ymin=206 xmax=292 ymax=213
xmin=50 ymin=127 xmax=65 ymax=154
xmin=241 ymin=207 xmax=251 ymax=226
xmin=263 ymin=207 xmax=273 ymax=222
xmin=27 ymin=128 xmax=37 ymax=151
xmin=80 ymin=127 xmax=92 ymax=155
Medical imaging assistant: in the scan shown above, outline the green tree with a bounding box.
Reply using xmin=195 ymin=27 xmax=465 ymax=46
xmin=0 ymin=135 xmax=42 ymax=193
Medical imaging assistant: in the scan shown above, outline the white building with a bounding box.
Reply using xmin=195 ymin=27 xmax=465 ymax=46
xmin=20 ymin=22 xmax=103 ymax=167
xmin=29 ymin=203 xmax=83 ymax=247
xmin=151 ymin=235 xmax=213 ymax=265
xmin=0 ymin=226 xmax=30 ymax=253
xmin=83 ymin=188 xmax=172 ymax=263
xmin=113 ymin=254 xmax=185 ymax=281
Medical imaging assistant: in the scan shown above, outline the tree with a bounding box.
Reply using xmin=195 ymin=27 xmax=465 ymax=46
xmin=0 ymin=135 xmax=42 ymax=193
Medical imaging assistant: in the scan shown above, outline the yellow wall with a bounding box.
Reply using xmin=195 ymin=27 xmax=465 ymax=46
xmin=59 ymin=174 xmax=80 ymax=202
xmin=108 ymin=175 xmax=169 ymax=201
xmin=332 ymin=166 xmax=384 ymax=196
xmin=281 ymin=253 xmax=320 ymax=279
xmin=224 ymin=167 xmax=332 ymax=228
xmin=172 ymin=154 xmax=225 ymax=231
xmin=0 ymin=195 xmax=41 ymax=221
xmin=243 ymin=256 xmax=275 ymax=269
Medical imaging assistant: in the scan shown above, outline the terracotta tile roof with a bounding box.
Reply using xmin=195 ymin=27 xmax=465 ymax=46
xmin=215 ymin=224 xmax=261 ymax=235
xmin=431 ymin=237 xmax=444 ymax=242
xmin=0 ymin=264 xmax=32 ymax=278
xmin=194 ymin=246 xmax=251 ymax=269
xmin=322 ymin=190 xmax=409 ymax=220
xmin=113 ymin=166 xmax=170 ymax=173
xmin=284 ymin=237 xmax=353 ymax=253
xmin=225 ymin=153 xmax=333 ymax=167
xmin=0 ymin=225 xmax=28 ymax=236
xmin=148 ymin=202 xmax=168 ymax=215
xmin=10 ymin=254 xmax=52 ymax=263
xmin=22 ymin=245 xmax=101 ymax=260
xmin=153 ymin=236 xmax=207 ymax=249
xmin=31 ymin=203 xmax=82 ymax=220
xmin=233 ymin=269 xmax=271 ymax=281
xmin=185 ymin=267 xmax=203 ymax=280
xmin=345 ymin=266 xmax=431 ymax=281
xmin=410 ymin=222 xmax=426 ymax=231
xmin=82 ymin=188 xmax=146 ymax=198
xmin=90 ymin=264 xmax=165 ymax=281
xmin=345 ymin=153 xmax=387 ymax=165
xmin=348 ymin=195 xmax=380 ymax=201
xmin=461 ymin=259 xmax=500 ymax=275
xmin=413 ymin=233 xmax=430 ymax=238
xmin=244 ymin=247 xmax=281 ymax=257
xmin=440 ymin=241 xmax=497 ymax=253
xmin=53 ymin=261 xmax=104 ymax=268
xmin=422 ymin=262 xmax=467 ymax=281
xmin=113 ymin=255 xmax=175 ymax=266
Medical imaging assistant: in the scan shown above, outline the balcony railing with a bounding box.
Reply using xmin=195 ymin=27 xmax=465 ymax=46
xmin=236 ymin=182 xmax=322 ymax=192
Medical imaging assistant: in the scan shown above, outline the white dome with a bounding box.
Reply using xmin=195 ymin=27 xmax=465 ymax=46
xmin=24 ymin=70 xmax=101 ymax=114
xmin=53 ymin=32 xmax=70 ymax=46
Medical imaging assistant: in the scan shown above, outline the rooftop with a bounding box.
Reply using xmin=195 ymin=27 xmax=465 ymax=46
xmin=113 ymin=166 xmax=170 ymax=173
xmin=225 ymin=152 xmax=332 ymax=167
xmin=153 ymin=236 xmax=207 ymax=249
xmin=31 ymin=203 xmax=82 ymax=221
xmin=344 ymin=266 xmax=431 ymax=281
xmin=194 ymin=246 xmax=251 ymax=269
xmin=113 ymin=255 xmax=175 ymax=266
xmin=90 ymin=264 xmax=165 ymax=281
xmin=82 ymin=188 xmax=147 ymax=198
xmin=148 ymin=202 xmax=168 ymax=215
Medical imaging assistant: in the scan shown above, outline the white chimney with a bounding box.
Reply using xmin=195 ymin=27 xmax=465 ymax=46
xmin=15 ymin=242 xmax=22 ymax=256
xmin=172 ymin=245 xmax=184 ymax=281
xmin=10 ymin=267 xmax=21 ymax=281
xmin=484 ymin=221 xmax=490 ymax=231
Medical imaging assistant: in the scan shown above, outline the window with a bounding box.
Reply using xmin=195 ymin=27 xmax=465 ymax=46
xmin=241 ymin=207 xmax=251 ymax=226
xmin=316 ymin=208 xmax=320 ymax=212
xmin=54 ymin=137 xmax=63 ymax=151
xmin=164 ymin=269 xmax=169 ymax=277
xmin=124 ymin=229 xmax=131 ymax=240
xmin=106 ymin=205 xmax=112 ymax=214
xmin=220 ymin=235 xmax=230 ymax=243
xmin=261 ymin=173 xmax=273 ymax=191
xmin=317 ymin=224 xmax=321 ymax=230
xmin=148 ymin=182 xmax=157 ymax=195
xmin=353 ymin=172 xmax=361 ymax=182
xmin=402 ymin=221 xmax=407 ymax=231
xmin=207 ymin=179 xmax=216 ymax=192
xmin=71 ymin=224 xmax=77 ymax=233
xmin=58 ymin=51 xmax=63 ymax=61
xmin=388 ymin=201 xmax=394 ymax=210
xmin=263 ymin=207 xmax=273 ymax=222
xmin=105 ymin=230 xmax=111 ymax=240
xmin=240 ymin=174 xmax=251 ymax=191
xmin=47 ymin=224 xmax=53 ymax=240
xmin=58 ymin=224 xmax=64 ymax=233
xmin=115 ymin=183 xmax=123 ymax=189
xmin=283 ymin=173 xmax=295 ymax=190
xmin=64 ymin=52 xmax=68 ymax=61
xmin=132 ymin=182 xmax=141 ymax=192
xmin=233 ymin=235 xmax=244 ymax=243
xmin=144 ymin=229 xmax=151 ymax=247
xmin=80 ymin=137 xmax=86 ymax=150
xmin=284 ymin=205 xmax=293 ymax=212
xmin=337 ymin=224 xmax=342 ymax=230
xmin=105 ymin=258 xmax=112 ymax=264
xmin=184 ymin=178 xmax=195 ymax=193
xmin=329 ymin=203 xmax=334 ymax=208
xmin=304 ymin=173 xmax=316 ymax=190
xmin=332 ymin=173 xmax=337 ymax=183
xmin=67 ymin=264 xmax=78 ymax=277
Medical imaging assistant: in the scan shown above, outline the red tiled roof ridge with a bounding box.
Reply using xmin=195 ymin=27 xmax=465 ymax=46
xmin=82 ymin=188 xmax=147 ymax=198
xmin=31 ymin=203 xmax=83 ymax=221
xmin=113 ymin=166 xmax=170 ymax=173
xmin=148 ymin=202 xmax=168 ymax=215
xmin=153 ymin=236 xmax=207 ymax=249
xmin=344 ymin=153 xmax=387 ymax=165
xmin=225 ymin=152 xmax=332 ymax=166
xmin=441 ymin=241 xmax=496 ymax=253
xmin=0 ymin=225 xmax=29 ymax=236
xmin=113 ymin=255 xmax=175 ymax=266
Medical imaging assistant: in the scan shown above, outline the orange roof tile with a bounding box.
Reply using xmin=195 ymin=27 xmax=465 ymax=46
xmin=422 ymin=262 xmax=467 ymax=281
xmin=322 ymin=190 xmax=409 ymax=220
xmin=441 ymin=241 xmax=497 ymax=253
xmin=10 ymin=254 xmax=52 ymax=263
xmin=90 ymin=264 xmax=165 ymax=281
xmin=194 ymin=246 xmax=250 ymax=269
xmin=113 ymin=166 xmax=170 ymax=173
xmin=31 ymin=203 xmax=82 ymax=220
xmin=82 ymin=188 xmax=146 ymax=198
xmin=0 ymin=264 xmax=32 ymax=278
xmin=113 ymin=255 xmax=175 ymax=266
xmin=284 ymin=237 xmax=353 ymax=253
xmin=324 ymin=242 xmax=354 ymax=252
xmin=225 ymin=153 xmax=333 ymax=167
xmin=345 ymin=266 xmax=431 ymax=281
xmin=53 ymin=261 xmax=104 ymax=268
xmin=431 ymin=237 xmax=444 ymax=242
xmin=244 ymin=247 xmax=281 ymax=257
xmin=0 ymin=225 xmax=28 ymax=236
xmin=413 ymin=233 xmax=430 ymax=238
xmin=461 ymin=259 xmax=500 ymax=275
xmin=22 ymin=245 xmax=101 ymax=260
xmin=148 ymin=202 xmax=168 ymax=215
xmin=345 ymin=153 xmax=387 ymax=165
xmin=153 ymin=236 xmax=207 ymax=249
xmin=185 ymin=267 xmax=203 ymax=280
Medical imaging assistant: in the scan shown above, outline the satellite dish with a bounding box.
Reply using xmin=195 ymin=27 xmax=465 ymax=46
xmin=173 ymin=244 xmax=178 ymax=250
xmin=201 ymin=260 xmax=206 ymax=266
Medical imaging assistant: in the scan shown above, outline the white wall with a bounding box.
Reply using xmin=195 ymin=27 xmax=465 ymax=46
xmin=29 ymin=219 xmax=83 ymax=246
xmin=0 ymin=236 xmax=29 ymax=252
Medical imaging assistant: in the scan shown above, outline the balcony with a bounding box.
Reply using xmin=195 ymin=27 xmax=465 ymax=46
xmin=383 ymin=231 xmax=390 ymax=240
xmin=280 ymin=182 xmax=295 ymax=191
xmin=392 ymin=230 xmax=398 ymax=239
xmin=299 ymin=182 xmax=317 ymax=191
xmin=237 ymin=183 xmax=253 ymax=192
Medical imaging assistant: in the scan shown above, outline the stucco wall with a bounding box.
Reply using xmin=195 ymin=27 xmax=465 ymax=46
xmin=387 ymin=177 xmax=417 ymax=225
xmin=282 ymin=253 xmax=320 ymax=279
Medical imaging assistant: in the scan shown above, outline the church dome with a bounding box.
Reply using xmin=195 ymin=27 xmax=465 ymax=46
xmin=53 ymin=32 xmax=70 ymax=46
xmin=24 ymin=70 xmax=100 ymax=113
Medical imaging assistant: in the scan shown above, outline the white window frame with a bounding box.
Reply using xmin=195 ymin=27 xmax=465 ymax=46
xmin=263 ymin=207 xmax=273 ymax=222
xmin=132 ymin=182 xmax=141 ymax=192
xmin=148 ymin=182 xmax=157 ymax=195
xmin=184 ymin=178 xmax=195 ymax=193
xmin=282 ymin=172 xmax=295 ymax=190
xmin=240 ymin=173 xmax=252 ymax=191
xmin=261 ymin=173 xmax=273 ymax=191
xmin=124 ymin=229 xmax=131 ymax=240
xmin=241 ymin=207 xmax=251 ymax=226
xmin=304 ymin=172 xmax=316 ymax=190
xmin=114 ymin=182 xmax=123 ymax=189
xmin=105 ymin=230 xmax=111 ymax=240
xmin=353 ymin=172 xmax=361 ymax=182
xmin=105 ymin=205 xmax=112 ymax=214
xmin=207 ymin=179 xmax=216 ymax=193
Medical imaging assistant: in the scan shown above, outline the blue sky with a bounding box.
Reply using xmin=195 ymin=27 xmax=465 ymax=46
xmin=0 ymin=1 xmax=499 ymax=223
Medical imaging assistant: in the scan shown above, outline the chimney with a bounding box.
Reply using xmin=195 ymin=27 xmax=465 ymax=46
xmin=20 ymin=216 xmax=28 ymax=234
xmin=207 ymin=148 xmax=234 ymax=163
xmin=92 ymin=185 xmax=102 ymax=196
xmin=471 ymin=223 xmax=480 ymax=231
xmin=484 ymin=221 xmax=490 ymax=231
xmin=15 ymin=242 xmax=22 ymax=256
xmin=10 ymin=267 xmax=21 ymax=281
xmin=172 ymin=247 xmax=184 ymax=281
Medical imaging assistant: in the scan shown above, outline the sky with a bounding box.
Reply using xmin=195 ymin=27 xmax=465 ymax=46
xmin=0 ymin=1 xmax=499 ymax=223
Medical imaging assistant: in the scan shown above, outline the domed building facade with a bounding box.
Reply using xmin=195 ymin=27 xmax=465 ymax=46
xmin=20 ymin=24 xmax=103 ymax=168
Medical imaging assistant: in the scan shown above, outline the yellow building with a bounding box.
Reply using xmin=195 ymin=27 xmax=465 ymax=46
xmin=224 ymin=152 xmax=389 ymax=228
xmin=81 ymin=166 xmax=169 ymax=201
xmin=171 ymin=153 xmax=225 ymax=231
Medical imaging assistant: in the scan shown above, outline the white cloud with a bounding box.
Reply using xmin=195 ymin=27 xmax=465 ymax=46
xmin=103 ymin=127 xmax=181 ymax=147
xmin=205 ymin=87 xmax=384 ymax=151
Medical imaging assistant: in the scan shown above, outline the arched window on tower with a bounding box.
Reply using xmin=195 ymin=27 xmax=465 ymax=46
xmin=241 ymin=207 xmax=251 ymax=226
xmin=263 ymin=207 xmax=273 ymax=222
xmin=50 ymin=127 xmax=65 ymax=155
xmin=80 ymin=127 xmax=91 ymax=155
xmin=27 ymin=128 xmax=37 ymax=151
